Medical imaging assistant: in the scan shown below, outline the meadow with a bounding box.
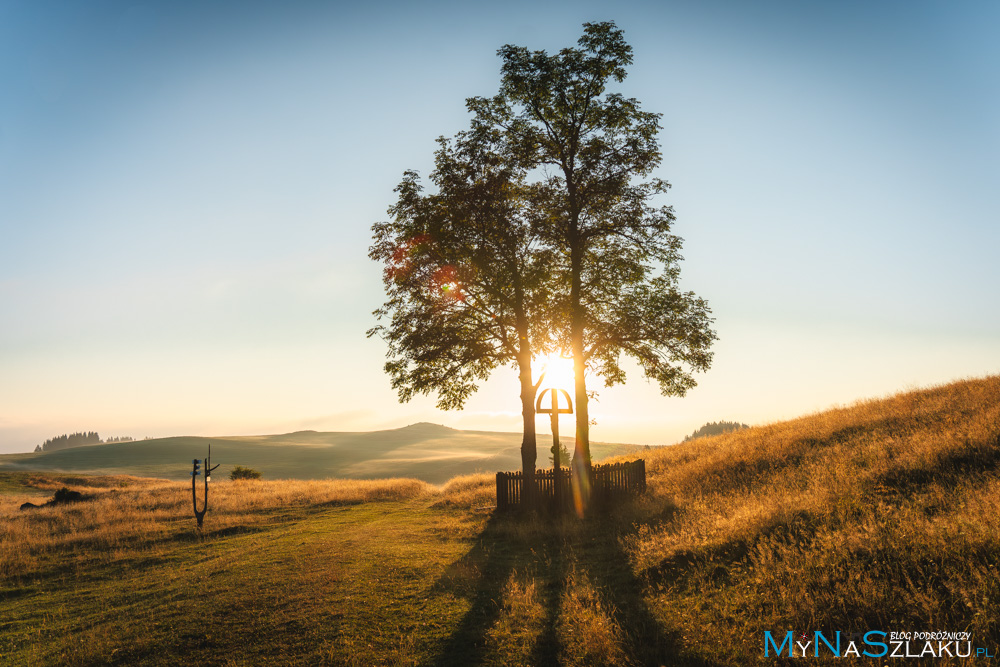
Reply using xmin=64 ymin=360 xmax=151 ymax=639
xmin=1 ymin=375 xmax=998 ymax=665
xmin=0 ymin=423 xmax=631 ymax=485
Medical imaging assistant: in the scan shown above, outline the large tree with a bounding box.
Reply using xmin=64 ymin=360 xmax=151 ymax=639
xmin=369 ymin=127 xmax=554 ymax=506
xmin=467 ymin=22 xmax=717 ymax=508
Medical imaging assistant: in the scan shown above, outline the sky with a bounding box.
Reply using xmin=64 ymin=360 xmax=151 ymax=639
xmin=1 ymin=0 xmax=998 ymax=453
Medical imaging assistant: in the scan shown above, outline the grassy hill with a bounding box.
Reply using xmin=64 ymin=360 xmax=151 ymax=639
xmin=1 ymin=375 xmax=998 ymax=665
xmin=0 ymin=423 xmax=636 ymax=484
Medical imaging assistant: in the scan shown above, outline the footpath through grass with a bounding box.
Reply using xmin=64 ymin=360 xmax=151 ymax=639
xmin=0 ymin=481 xmax=704 ymax=666
xmin=2 ymin=492 xmax=478 ymax=665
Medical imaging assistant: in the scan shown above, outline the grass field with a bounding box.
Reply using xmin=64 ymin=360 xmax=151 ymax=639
xmin=0 ymin=423 xmax=636 ymax=485
xmin=2 ymin=375 xmax=999 ymax=665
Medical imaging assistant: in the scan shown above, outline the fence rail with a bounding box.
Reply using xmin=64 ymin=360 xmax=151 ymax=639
xmin=496 ymin=459 xmax=646 ymax=511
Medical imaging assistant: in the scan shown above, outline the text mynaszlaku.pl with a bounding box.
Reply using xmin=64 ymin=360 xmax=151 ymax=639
xmin=764 ymin=630 xmax=994 ymax=659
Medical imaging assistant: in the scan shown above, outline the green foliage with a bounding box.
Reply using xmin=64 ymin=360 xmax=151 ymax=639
xmin=369 ymin=129 xmax=554 ymax=411
xmin=683 ymin=421 xmax=749 ymax=442
xmin=370 ymin=22 xmax=716 ymax=486
xmin=548 ymin=440 xmax=571 ymax=467
xmin=468 ymin=22 xmax=717 ymax=464
xmin=369 ymin=106 xmax=562 ymax=501
xmin=229 ymin=465 xmax=261 ymax=481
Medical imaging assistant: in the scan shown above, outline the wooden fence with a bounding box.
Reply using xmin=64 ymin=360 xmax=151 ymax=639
xmin=496 ymin=460 xmax=646 ymax=511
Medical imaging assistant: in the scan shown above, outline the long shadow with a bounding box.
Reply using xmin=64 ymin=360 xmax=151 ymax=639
xmin=575 ymin=510 xmax=718 ymax=667
xmin=430 ymin=501 xmax=720 ymax=666
xmin=528 ymin=522 xmax=568 ymax=665
xmin=430 ymin=512 xmax=541 ymax=666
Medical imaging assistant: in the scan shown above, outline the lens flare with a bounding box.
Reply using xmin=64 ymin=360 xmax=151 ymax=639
xmin=535 ymin=352 xmax=575 ymax=390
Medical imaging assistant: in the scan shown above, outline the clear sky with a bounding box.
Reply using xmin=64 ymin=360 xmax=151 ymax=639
xmin=2 ymin=0 xmax=998 ymax=453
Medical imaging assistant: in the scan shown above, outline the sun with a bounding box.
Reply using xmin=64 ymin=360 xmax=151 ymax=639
xmin=534 ymin=352 xmax=575 ymax=391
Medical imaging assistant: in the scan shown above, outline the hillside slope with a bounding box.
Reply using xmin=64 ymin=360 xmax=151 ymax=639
xmin=0 ymin=422 xmax=633 ymax=484
xmin=617 ymin=374 xmax=1000 ymax=661
xmin=1 ymin=375 xmax=997 ymax=665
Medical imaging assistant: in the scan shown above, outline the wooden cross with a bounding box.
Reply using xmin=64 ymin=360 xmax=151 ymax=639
xmin=535 ymin=387 xmax=573 ymax=508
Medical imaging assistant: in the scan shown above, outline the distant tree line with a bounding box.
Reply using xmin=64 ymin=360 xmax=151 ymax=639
xmin=683 ymin=421 xmax=749 ymax=442
xmin=34 ymin=432 xmax=135 ymax=453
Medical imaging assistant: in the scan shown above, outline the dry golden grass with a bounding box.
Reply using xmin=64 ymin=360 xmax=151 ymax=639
xmin=480 ymin=566 xmax=626 ymax=666
xmin=555 ymin=567 xmax=627 ymax=666
xmin=433 ymin=472 xmax=495 ymax=509
xmin=609 ymin=375 xmax=1000 ymax=662
xmin=484 ymin=573 xmax=546 ymax=666
xmin=0 ymin=476 xmax=431 ymax=581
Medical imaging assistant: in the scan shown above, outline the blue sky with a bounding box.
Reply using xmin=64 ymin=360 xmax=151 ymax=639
xmin=2 ymin=0 xmax=998 ymax=453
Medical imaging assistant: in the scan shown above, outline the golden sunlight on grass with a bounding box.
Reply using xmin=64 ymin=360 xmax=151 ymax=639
xmin=484 ymin=574 xmax=546 ymax=665
xmin=611 ymin=375 xmax=1000 ymax=661
xmin=434 ymin=472 xmax=494 ymax=509
xmin=0 ymin=476 xmax=432 ymax=580
xmin=2 ymin=375 xmax=998 ymax=665
xmin=555 ymin=568 xmax=627 ymax=666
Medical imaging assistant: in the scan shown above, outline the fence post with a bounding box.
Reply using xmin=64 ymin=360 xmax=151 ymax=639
xmin=496 ymin=460 xmax=646 ymax=511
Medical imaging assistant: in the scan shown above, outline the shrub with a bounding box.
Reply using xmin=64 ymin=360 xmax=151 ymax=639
xmin=229 ymin=466 xmax=262 ymax=481
xmin=52 ymin=487 xmax=85 ymax=504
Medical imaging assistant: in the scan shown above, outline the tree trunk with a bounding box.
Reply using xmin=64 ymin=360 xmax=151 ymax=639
xmin=572 ymin=332 xmax=589 ymax=468
xmin=569 ymin=235 xmax=592 ymax=515
xmin=518 ymin=354 xmax=537 ymax=510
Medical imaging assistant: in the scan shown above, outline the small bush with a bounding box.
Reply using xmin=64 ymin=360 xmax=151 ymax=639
xmin=229 ymin=466 xmax=262 ymax=481
xmin=52 ymin=488 xmax=85 ymax=504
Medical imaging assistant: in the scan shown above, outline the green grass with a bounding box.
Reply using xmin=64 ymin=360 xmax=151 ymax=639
xmin=0 ymin=472 xmax=52 ymax=497
xmin=2 ymin=498 xmax=479 ymax=665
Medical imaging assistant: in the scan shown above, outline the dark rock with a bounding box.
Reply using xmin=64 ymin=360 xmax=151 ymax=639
xmin=19 ymin=502 xmax=40 ymax=511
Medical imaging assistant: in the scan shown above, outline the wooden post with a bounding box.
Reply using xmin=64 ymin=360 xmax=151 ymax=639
xmin=192 ymin=445 xmax=221 ymax=528
xmin=549 ymin=389 xmax=561 ymax=512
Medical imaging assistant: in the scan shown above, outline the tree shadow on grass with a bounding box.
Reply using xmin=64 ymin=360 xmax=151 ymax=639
xmin=430 ymin=501 xmax=719 ymax=666
xmin=429 ymin=511 xmax=541 ymax=666
xmin=571 ymin=508 xmax=717 ymax=667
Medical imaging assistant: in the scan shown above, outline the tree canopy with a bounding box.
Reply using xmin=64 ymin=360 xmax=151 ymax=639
xmin=39 ymin=431 xmax=101 ymax=452
xmin=371 ymin=22 xmax=717 ymax=513
xmin=467 ymin=22 xmax=717 ymax=501
xmin=369 ymin=126 xmax=556 ymax=504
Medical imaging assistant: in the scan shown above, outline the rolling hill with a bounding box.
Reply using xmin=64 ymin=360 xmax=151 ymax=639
xmin=0 ymin=423 xmax=639 ymax=484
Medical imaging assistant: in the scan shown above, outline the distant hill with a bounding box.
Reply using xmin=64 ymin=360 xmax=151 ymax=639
xmin=0 ymin=422 xmax=639 ymax=484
